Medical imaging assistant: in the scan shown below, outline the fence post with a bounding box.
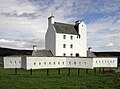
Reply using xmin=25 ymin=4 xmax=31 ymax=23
xmin=103 ymin=68 xmax=104 ymax=73
xmin=47 ymin=69 xmax=49 ymax=75
xmin=15 ymin=68 xmax=17 ymax=75
xmin=30 ymin=68 xmax=32 ymax=75
xmin=67 ymin=68 xmax=70 ymax=76
xmin=58 ymin=68 xmax=60 ymax=75
xmin=110 ymin=67 xmax=111 ymax=71
xmin=94 ymin=68 xmax=96 ymax=73
xmin=78 ymin=68 xmax=80 ymax=75
xmin=86 ymin=69 xmax=88 ymax=74
xmin=99 ymin=68 xmax=101 ymax=73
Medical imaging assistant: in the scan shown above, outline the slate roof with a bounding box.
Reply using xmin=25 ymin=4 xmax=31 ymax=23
xmin=53 ymin=22 xmax=78 ymax=35
xmin=32 ymin=50 xmax=53 ymax=57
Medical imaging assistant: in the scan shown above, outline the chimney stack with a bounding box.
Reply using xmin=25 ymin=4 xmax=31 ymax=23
xmin=48 ymin=15 xmax=54 ymax=26
xmin=33 ymin=45 xmax=37 ymax=52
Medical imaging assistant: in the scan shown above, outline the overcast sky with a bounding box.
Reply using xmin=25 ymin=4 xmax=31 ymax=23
xmin=0 ymin=0 xmax=120 ymax=52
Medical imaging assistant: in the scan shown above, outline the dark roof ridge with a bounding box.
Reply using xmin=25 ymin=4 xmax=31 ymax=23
xmin=54 ymin=22 xmax=75 ymax=26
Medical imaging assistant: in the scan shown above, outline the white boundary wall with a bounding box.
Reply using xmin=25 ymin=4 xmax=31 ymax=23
xmin=4 ymin=57 xmax=22 ymax=68
xmin=4 ymin=57 xmax=118 ymax=70
xmin=93 ymin=58 xmax=117 ymax=67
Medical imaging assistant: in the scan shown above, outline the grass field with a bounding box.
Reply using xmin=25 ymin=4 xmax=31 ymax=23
xmin=0 ymin=57 xmax=120 ymax=89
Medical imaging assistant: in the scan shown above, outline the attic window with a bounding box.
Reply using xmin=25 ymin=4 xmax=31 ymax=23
xmin=63 ymin=35 xmax=66 ymax=39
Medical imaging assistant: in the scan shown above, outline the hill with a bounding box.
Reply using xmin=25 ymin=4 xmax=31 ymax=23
xmin=0 ymin=47 xmax=32 ymax=56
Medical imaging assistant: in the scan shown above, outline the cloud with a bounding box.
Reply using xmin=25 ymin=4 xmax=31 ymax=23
xmin=0 ymin=0 xmax=120 ymax=52
xmin=106 ymin=43 xmax=114 ymax=47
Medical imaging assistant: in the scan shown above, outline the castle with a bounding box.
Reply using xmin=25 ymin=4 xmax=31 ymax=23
xmin=4 ymin=16 xmax=117 ymax=70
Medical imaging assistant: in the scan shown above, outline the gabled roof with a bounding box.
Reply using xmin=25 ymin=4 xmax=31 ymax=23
xmin=53 ymin=22 xmax=78 ymax=35
xmin=32 ymin=50 xmax=53 ymax=57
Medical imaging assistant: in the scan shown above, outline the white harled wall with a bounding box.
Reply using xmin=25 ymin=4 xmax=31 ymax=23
xmin=4 ymin=57 xmax=118 ymax=70
xmin=4 ymin=57 xmax=22 ymax=68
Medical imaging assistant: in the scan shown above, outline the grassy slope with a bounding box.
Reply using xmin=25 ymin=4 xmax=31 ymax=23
xmin=0 ymin=57 xmax=120 ymax=89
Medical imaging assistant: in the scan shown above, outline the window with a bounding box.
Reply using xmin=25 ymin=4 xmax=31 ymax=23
xmin=58 ymin=62 xmax=60 ymax=65
xmin=63 ymin=35 xmax=66 ymax=39
xmin=34 ymin=62 xmax=36 ymax=65
xmin=96 ymin=61 xmax=97 ymax=63
xmin=39 ymin=62 xmax=41 ymax=65
xmin=99 ymin=61 xmax=100 ymax=63
xmin=76 ymin=53 xmax=79 ymax=57
xmin=70 ymin=53 xmax=73 ymax=56
xmin=84 ymin=62 xmax=86 ymax=65
xmin=74 ymin=62 xmax=76 ymax=65
xmin=19 ymin=61 xmax=21 ymax=64
xmin=63 ymin=62 xmax=64 ymax=65
xmin=77 ymin=34 xmax=80 ymax=38
xmin=10 ymin=61 xmax=12 ymax=64
xmin=44 ymin=62 xmax=46 ymax=65
xmin=70 ymin=44 xmax=73 ymax=48
xmin=69 ymin=62 xmax=71 ymax=65
xmin=102 ymin=61 xmax=103 ymax=63
xmin=54 ymin=62 xmax=55 ymax=65
xmin=82 ymin=25 xmax=84 ymax=27
xmin=79 ymin=62 xmax=81 ymax=65
xmin=70 ymin=36 xmax=73 ymax=40
xmin=63 ymin=44 xmax=66 ymax=48
xmin=14 ymin=61 xmax=17 ymax=64
xmin=63 ymin=53 xmax=66 ymax=56
xmin=49 ymin=62 xmax=51 ymax=65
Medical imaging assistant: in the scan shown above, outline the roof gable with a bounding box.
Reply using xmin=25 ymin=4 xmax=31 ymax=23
xmin=53 ymin=22 xmax=78 ymax=35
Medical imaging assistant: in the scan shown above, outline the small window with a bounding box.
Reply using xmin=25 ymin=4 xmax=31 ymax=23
xmin=63 ymin=62 xmax=64 ymax=65
xmin=74 ymin=62 xmax=76 ymax=65
xmin=96 ymin=61 xmax=97 ymax=63
xmin=113 ymin=60 xmax=114 ymax=63
xmin=44 ymin=62 xmax=46 ymax=65
xmin=105 ymin=60 xmax=106 ymax=63
xmin=77 ymin=34 xmax=80 ymax=38
xmin=102 ymin=61 xmax=103 ymax=63
xmin=69 ymin=62 xmax=71 ymax=65
xmin=63 ymin=35 xmax=66 ymax=39
xmin=49 ymin=62 xmax=51 ymax=65
xmin=34 ymin=62 xmax=36 ymax=65
xmin=70 ymin=53 xmax=73 ymax=56
xmin=76 ymin=53 xmax=79 ymax=57
xmin=70 ymin=36 xmax=73 ymax=40
xmin=53 ymin=62 xmax=55 ymax=65
xmin=63 ymin=44 xmax=66 ymax=48
xmin=99 ymin=61 xmax=100 ymax=63
xmin=82 ymin=25 xmax=83 ymax=27
xmin=10 ymin=61 xmax=12 ymax=64
xmin=79 ymin=62 xmax=81 ymax=65
xmin=84 ymin=62 xmax=86 ymax=65
xmin=63 ymin=53 xmax=66 ymax=56
xmin=39 ymin=62 xmax=41 ymax=65
xmin=19 ymin=61 xmax=21 ymax=64
xmin=70 ymin=44 xmax=73 ymax=48
xmin=110 ymin=60 xmax=112 ymax=63
xmin=58 ymin=62 xmax=60 ymax=65
xmin=14 ymin=61 xmax=17 ymax=64
xmin=108 ymin=60 xmax=109 ymax=63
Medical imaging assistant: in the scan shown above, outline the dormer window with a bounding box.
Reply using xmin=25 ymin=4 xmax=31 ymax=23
xmin=63 ymin=35 xmax=66 ymax=39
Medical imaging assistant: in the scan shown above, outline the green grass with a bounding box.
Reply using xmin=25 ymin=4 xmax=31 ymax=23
xmin=0 ymin=57 xmax=120 ymax=89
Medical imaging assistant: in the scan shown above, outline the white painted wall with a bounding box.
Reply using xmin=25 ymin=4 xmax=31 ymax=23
xmin=25 ymin=57 xmax=66 ymax=70
xmin=66 ymin=58 xmax=93 ymax=69
xmin=45 ymin=22 xmax=56 ymax=55
xmin=93 ymin=58 xmax=117 ymax=67
xmin=4 ymin=57 xmax=22 ymax=68
xmin=55 ymin=33 xmax=87 ymax=57
xmin=4 ymin=57 xmax=118 ymax=70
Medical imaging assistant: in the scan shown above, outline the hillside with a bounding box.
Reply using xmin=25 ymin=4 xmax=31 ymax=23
xmin=0 ymin=47 xmax=32 ymax=56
